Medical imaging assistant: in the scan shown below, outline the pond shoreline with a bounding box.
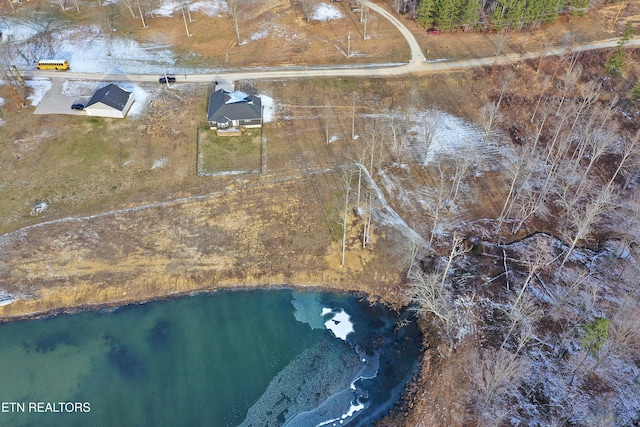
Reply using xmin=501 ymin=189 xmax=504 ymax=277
xmin=0 ymin=283 xmax=389 ymax=323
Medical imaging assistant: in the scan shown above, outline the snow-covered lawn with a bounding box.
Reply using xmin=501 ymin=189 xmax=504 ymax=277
xmin=244 ymin=23 xmax=303 ymax=45
xmin=260 ymin=95 xmax=275 ymax=123
xmin=26 ymin=80 xmax=52 ymax=107
xmin=152 ymin=0 xmax=227 ymax=17
xmin=1 ymin=20 xmax=178 ymax=74
xmin=313 ymin=3 xmax=344 ymax=21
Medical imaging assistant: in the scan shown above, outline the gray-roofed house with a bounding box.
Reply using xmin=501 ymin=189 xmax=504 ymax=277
xmin=84 ymin=84 xmax=135 ymax=118
xmin=207 ymin=89 xmax=262 ymax=133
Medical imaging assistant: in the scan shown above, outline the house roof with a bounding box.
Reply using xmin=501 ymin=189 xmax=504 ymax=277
xmin=207 ymin=89 xmax=262 ymax=125
xmin=86 ymin=84 xmax=132 ymax=111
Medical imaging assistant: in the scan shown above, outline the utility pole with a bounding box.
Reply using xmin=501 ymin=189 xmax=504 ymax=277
xmin=363 ymin=6 xmax=368 ymax=40
xmin=181 ymin=3 xmax=193 ymax=36
xmin=347 ymin=31 xmax=351 ymax=58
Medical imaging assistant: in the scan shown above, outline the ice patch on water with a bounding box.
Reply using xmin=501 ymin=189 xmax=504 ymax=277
xmin=287 ymin=351 xmax=379 ymax=427
xmin=239 ymin=335 xmax=364 ymax=427
xmin=323 ymin=308 xmax=354 ymax=341
xmin=316 ymin=401 xmax=366 ymax=426
xmin=291 ymin=292 xmax=327 ymax=330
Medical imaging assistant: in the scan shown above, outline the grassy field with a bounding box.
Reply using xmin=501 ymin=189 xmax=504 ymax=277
xmin=198 ymin=128 xmax=262 ymax=175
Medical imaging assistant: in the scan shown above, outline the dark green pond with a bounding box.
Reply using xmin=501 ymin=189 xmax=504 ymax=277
xmin=0 ymin=289 xmax=422 ymax=426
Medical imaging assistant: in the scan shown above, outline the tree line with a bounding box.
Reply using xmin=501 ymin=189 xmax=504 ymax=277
xmin=405 ymin=0 xmax=601 ymax=31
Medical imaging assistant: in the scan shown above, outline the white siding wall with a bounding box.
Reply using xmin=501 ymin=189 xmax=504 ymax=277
xmin=85 ymin=95 xmax=134 ymax=118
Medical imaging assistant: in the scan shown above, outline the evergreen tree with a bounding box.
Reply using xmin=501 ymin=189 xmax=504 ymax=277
xmin=605 ymin=22 xmax=636 ymax=76
xmin=416 ymin=0 xmax=435 ymax=27
xmin=504 ymin=0 xmax=526 ymax=29
xmin=580 ymin=317 xmax=610 ymax=359
xmin=433 ymin=0 xmax=462 ymax=30
xmin=491 ymin=2 xmax=508 ymax=30
xmin=522 ymin=0 xmax=559 ymax=29
xmin=459 ymin=0 xmax=480 ymax=30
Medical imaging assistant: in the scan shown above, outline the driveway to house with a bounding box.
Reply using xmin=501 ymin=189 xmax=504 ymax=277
xmin=33 ymin=78 xmax=90 ymax=115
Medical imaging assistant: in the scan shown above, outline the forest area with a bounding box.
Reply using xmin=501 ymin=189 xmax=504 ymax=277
xmin=381 ymin=34 xmax=640 ymax=426
xmin=399 ymin=0 xmax=618 ymax=31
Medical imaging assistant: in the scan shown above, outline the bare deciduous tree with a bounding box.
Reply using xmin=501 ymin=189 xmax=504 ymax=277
xmin=605 ymin=129 xmax=639 ymax=193
xmin=561 ymin=185 xmax=615 ymax=268
xmin=407 ymin=270 xmax=456 ymax=333
xmin=362 ymin=190 xmax=374 ymax=248
xmin=98 ymin=5 xmax=116 ymax=56
xmin=450 ymin=146 xmax=474 ymax=203
xmin=419 ymin=111 xmax=438 ymax=164
xmin=494 ymin=27 xmax=508 ymax=58
xmin=364 ymin=120 xmax=382 ymax=174
xmin=351 ymin=92 xmax=357 ymax=140
xmin=136 ymin=0 xmax=148 ymax=27
xmin=122 ymin=0 xmax=138 ymax=18
xmin=501 ymin=246 xmax=551 ymax=348
xmin=406 ymin=235 xmax=469 ymax=342
xmin=324 ymin=98 xmax=332 ymax=144
xmin=556 ymin=62 xmax=582 ymax=116
xmin=228 ymin=0 xmax=245 ymax=46
xmin=336 ymin=167 xmax=353 ymax=266
xmin=301 ymin=0 xmax=316 ymax=23
xmin=471 ymin=348 xmax=529 ymax=423
xmin=429 ymin=161 xmax=449 ymax=246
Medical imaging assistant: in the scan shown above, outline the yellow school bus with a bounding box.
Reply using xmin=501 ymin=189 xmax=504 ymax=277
xmin=36 ymin=59 xmax=69 ymax=70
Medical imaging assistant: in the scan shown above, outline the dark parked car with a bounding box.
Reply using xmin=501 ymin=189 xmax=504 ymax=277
xmin=71 ymin=103 xmax=84 ymax=110
xmin=159 ymin=76 xmax=176 ymax=84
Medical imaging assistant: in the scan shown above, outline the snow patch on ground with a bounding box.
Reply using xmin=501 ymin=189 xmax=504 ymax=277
xmin=0 ymin=19 xmax=41 ymax=42
xmin=153 ymin=0 xmax=227 ymax=17
xmin=407 ymin=109 xmax=507 ymax=165
xmin=190 ymin=0 xmax=228 ymax=16
xmin=118 ymin=84 xmax=150 ymax=117
xmin=151 ymin=158 xmax=168 ymax=170
xmin=249 ymin=29 xmax=270 ymax=41
xmin=260 ymin=95 xmax=275 ymax=123
xmin=244 ymin=23 xmax=302 ymax=45
xmin=61 ymin=80 xmax=99 ymax=98
xmin=1 ymin=21 xmax=179 ymax=74
xmin=313 ymin=3 xmax=344 ymax=21
xmin=26 ymin=80 xmax=52 ymax=106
